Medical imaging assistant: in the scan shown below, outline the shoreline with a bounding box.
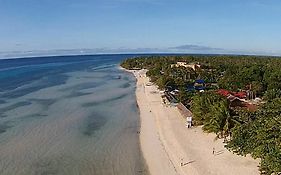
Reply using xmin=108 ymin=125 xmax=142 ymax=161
xmin=122 ymin=67 xmax=260 ymax=175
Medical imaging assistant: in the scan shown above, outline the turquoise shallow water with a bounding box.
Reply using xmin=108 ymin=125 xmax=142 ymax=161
xmin=0 ymin=55 xmax=148 ymax=175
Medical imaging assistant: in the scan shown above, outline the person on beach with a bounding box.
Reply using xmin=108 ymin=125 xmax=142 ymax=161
xmin=186 ymin=116 xmax=192 ymax=128
xmin=213 ymin=147 xmax=215 ymax=155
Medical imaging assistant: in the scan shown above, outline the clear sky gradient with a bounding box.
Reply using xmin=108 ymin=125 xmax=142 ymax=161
xmin=1 ymin=0 xmax=281 ymax=57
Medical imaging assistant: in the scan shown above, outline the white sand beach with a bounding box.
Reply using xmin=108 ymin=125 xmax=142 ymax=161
xmin=130 ymin=69 xmax=260 ymax=175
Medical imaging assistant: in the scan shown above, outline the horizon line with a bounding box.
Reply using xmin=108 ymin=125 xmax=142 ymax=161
xmin=1 ymin=52 xmax=281 ymax=61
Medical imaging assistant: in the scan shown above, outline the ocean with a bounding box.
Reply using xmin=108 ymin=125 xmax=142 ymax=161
xmin=0 ymin=55 xmax=148 ymax=175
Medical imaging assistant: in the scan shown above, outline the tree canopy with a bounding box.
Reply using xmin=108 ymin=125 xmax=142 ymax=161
xmin=121 ymin=55 xmax=281 ymax=174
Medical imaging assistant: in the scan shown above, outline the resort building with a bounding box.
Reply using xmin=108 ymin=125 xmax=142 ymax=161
xmin=194 ymin=79 xmax=206 ymax=91
xmin=171 ymin=62 xmax=201 ymax=71
xmin=217 ymin=89 xmax=247 ymax=99
xmin=177 ymin=102 xmax=193 ymax=128
xmin=217 ymin=89 xmax=258 ymax=111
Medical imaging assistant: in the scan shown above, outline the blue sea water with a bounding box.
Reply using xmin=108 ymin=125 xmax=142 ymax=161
xmin=0 ymin=55 xmax=148 ymax=175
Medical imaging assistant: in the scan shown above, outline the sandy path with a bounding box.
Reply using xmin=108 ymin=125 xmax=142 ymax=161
xmin=131 ymin=69 xmax=260 ymax=175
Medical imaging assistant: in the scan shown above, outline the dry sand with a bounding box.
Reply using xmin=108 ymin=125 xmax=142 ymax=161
xmin=129 ymin=69 xmax=260 ymax=175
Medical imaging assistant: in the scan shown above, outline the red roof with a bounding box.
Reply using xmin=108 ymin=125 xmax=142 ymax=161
xmin=217 ymin=90 xmax=257 ymax=111
xmin=217 ymin=89 xmax=232 ymax=97
xmin=217 ymin=89 xmax=247 ymax=99
xmin=233 ymin=91 xmax=247 ymax=99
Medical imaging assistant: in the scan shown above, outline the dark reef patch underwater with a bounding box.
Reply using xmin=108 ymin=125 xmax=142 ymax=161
xmin=0 ymin=54 xmax=149 ymax=175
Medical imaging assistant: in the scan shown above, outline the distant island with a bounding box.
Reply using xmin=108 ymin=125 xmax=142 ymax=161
xmin=121 ymin=55 xmax=281 ymax=175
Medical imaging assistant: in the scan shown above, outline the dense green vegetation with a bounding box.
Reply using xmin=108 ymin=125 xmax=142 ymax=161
xmin=226 ymin=98 xmax=281 ymax=174
xmin=191 ymin=92 xmax=236 ymax=138
xmin=121 ymin=55 xmax=281 ymax=174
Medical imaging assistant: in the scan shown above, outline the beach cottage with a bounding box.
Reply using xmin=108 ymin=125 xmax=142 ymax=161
xmin=177 ymin=103 xmax=193 ymax=128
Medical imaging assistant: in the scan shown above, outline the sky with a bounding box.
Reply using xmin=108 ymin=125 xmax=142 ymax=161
xmin=1 ymin=0 xmax=281 ymax=57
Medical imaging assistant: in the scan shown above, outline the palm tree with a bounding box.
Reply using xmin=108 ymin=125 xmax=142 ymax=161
xmin=203 ymin=100 xmax=238 ymax=139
